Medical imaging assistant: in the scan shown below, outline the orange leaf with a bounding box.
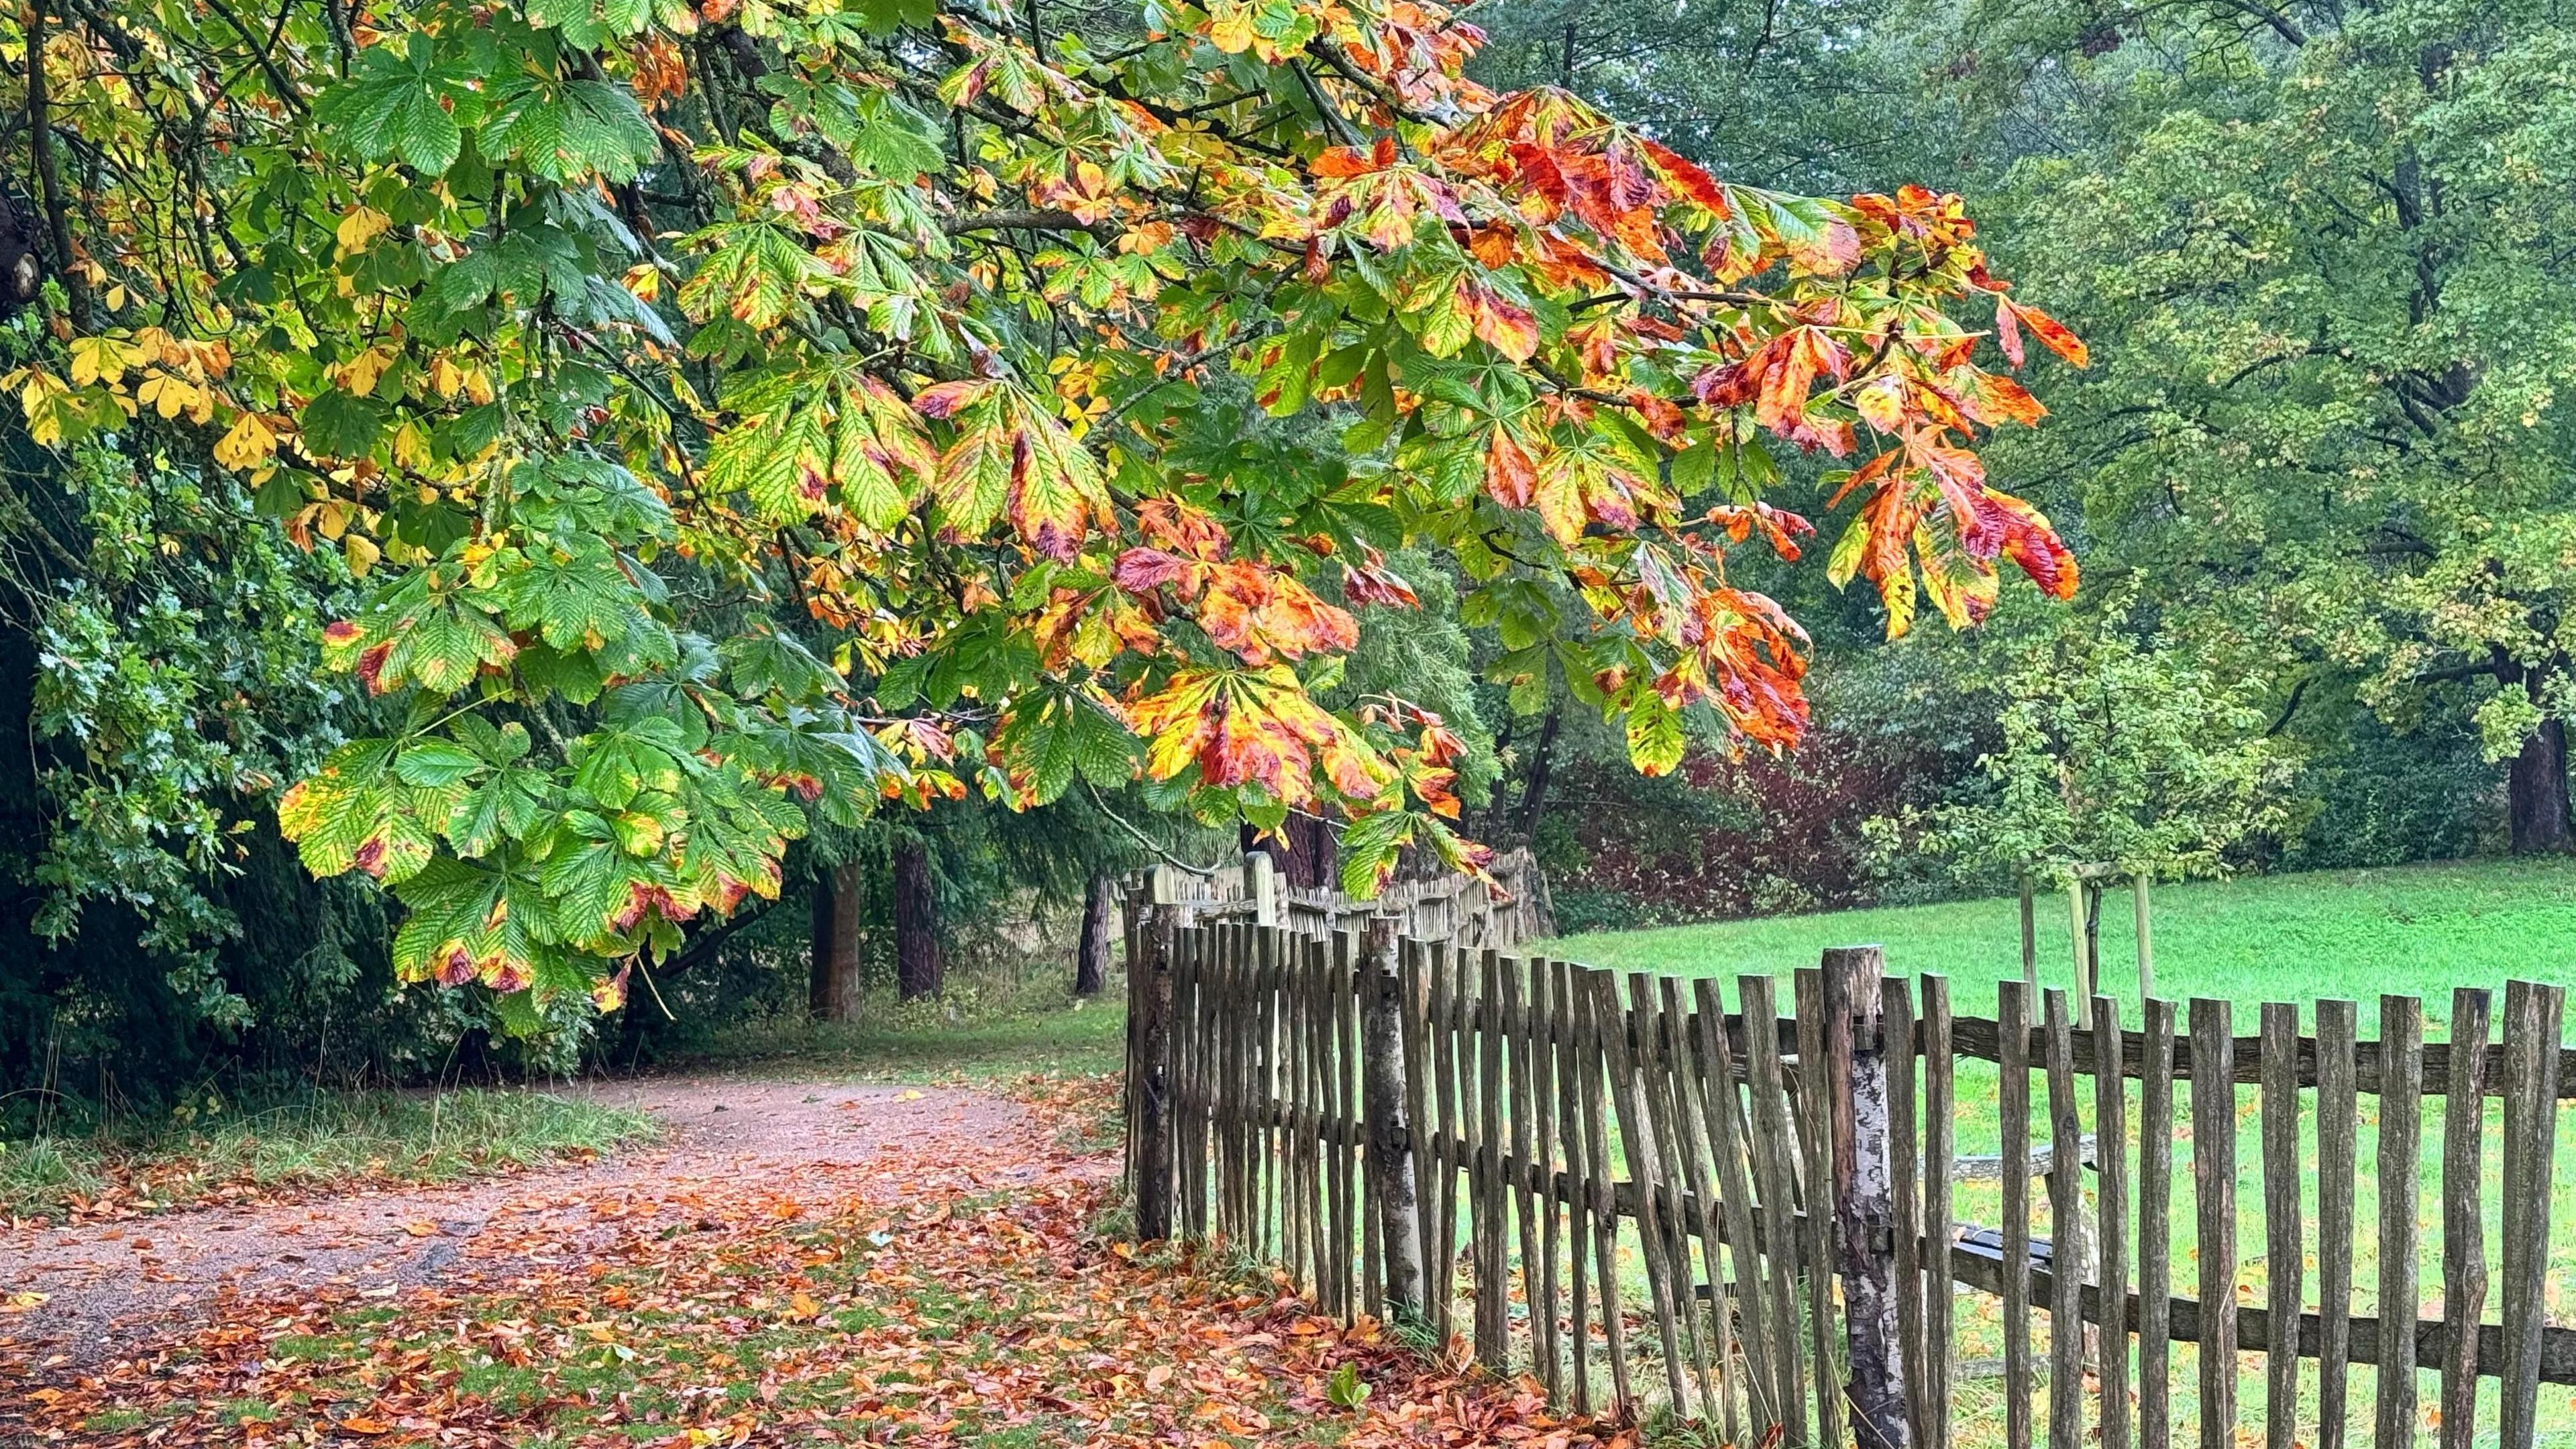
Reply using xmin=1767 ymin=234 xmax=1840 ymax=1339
xmin=1464 ymin=284 xmax=1538 ymax=362
xmin=2000 ymin=299 xmax=2087 ymax=368
xmin=1483 ymin=426 xmax=1536 ymax=509
xmin=1311 ymin=146 xmax=1379 ymax=178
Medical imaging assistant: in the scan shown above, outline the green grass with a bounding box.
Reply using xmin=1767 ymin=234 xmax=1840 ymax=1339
xmin=1527 ymin=857 xmax=2576 ymax=1445
xmin=1543 ymin=856 xmax=2576 ymax=1028
xmin=0 ymin=1087 xmax=657 ymax=1219
xmin=686 ymin=972 xmax=1127 ymax=1084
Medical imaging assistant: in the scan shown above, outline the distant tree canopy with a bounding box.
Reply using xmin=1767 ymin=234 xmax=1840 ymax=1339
xmin=1956 ymin=0 xmax=2576 ymax=849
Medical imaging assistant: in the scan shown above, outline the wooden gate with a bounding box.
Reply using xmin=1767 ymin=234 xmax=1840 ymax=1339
xmin=1123 ymin=908 xmax=2574 ymax=1448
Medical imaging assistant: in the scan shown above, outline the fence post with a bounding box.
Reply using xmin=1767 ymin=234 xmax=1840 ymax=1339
xmin=1246 ymin=849 xmax=1279 ymax=927
xmin=1134 ymin=903 xmax=1177 ymax=1241
xmin=1824 ymin=943 xmax=1909 ymax=1449
xmin=1360 ymin=913 xmax=1425 ymax=1322
xmin=2131 ymin=873 xmax=2154 ymax=1000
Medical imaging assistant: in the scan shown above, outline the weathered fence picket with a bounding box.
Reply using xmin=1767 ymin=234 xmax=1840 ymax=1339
xmin=1129 ymin=913 xmax=2575 ymax=1446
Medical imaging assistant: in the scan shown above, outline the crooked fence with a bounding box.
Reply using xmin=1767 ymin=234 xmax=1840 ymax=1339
xmin=1120 ymin=910 xmax=2572 ymax=1449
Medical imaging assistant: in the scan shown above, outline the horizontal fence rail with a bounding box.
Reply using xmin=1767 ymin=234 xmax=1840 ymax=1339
xmin=1123 ymin=908 xmax=2572 ymax=1448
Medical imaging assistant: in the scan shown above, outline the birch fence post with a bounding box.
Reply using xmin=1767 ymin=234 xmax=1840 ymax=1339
xmin=1134 ymin=902 xmax=1177 ymax=1240
xmin=1824 ymin=945 xmax=1909 ymax=1449
xmin=1361 ymin=912 xmax=1426 ymax=1322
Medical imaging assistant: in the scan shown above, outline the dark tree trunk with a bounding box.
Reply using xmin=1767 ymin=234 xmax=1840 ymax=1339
xmin=1509 ymin=702 xmax=1562 ymax=842
xmin=895 ymin=839 xmax=942 ymax=1000
xmin=808 ymin=861 xmax=864 ymax=1021
xmin=2508 ymin=716 xmax=2573 ymax=853
xmin=1240 ymin=815 xmax=1337 ymax=889
xmin=1075 ymin=871 xmax=1114 ymax=996
xmin=1291 ymin=812 xmax=1336 ymax=890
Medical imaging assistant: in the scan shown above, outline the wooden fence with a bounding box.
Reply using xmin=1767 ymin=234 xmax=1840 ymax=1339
xmin=1121 ymin=910 xmax=2573 ymax=1449
xmin=1130 ymin=846 xmax=1551 ymax=947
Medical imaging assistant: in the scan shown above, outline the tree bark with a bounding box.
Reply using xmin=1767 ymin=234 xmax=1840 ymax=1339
xmin=2508 ymin=715 xmax=2572 ymax=853
xmin=1075 ymin=871 xmax=1113 ymax=996
xmin=807 ymin=861 xmax=864 ymax=1021
xmin=1238 ymin=815 xmax=1336 ymax=890
xmin=895 ymin=839 xmax=942 ymax=1000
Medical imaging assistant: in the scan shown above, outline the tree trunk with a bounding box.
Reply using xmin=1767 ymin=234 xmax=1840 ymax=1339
xmin=1509 ymin=702 xmax=1562 ymax=843
xmin=808 ymin=861 xmax=865 ymax=1021
xmin=2508 ymin=716 xmax=2573 ymax=853
xmin=1238 ymin=815 xmax=1336 ymax=890
xmin=1075 ymin=871 xmax=1113 ymax=997
xmin=895 ymin=839 xmax=942 ymax=1000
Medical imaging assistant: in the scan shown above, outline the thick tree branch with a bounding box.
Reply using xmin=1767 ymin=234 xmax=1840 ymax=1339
xmin=944 ymin=208 xmax=1120 ymax=239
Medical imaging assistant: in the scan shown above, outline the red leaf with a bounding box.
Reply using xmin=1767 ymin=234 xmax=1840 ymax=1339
xmin=1993 ymin=297 xmax=2025 ymax=367
xmin=912 ymin=380 xmax=992 ymax=419
xmin=1110 ymin=547 xmax=1191 ymax=594
xmin=1341 ymin=555 xmax=1420 ymax=609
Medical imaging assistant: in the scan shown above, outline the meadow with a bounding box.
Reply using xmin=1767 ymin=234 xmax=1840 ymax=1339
xmin=1537 ymin=858 xmax=2576 ymax=1444
xmin=1543 ymin=856 xmax=2576 ymax=1031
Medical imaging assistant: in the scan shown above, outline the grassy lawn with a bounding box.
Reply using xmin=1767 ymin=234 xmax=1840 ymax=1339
xmin=1541 ymin=856 xmax=2576 ymax=1031
xmin=0 ymin=1087 xmax=656 ymax=1220
xmin=1515 ymin=857 xmax=2576 ymax=1445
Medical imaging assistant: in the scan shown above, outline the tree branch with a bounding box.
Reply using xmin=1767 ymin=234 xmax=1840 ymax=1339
xmin=944 ymin=208 xmax=1119 ymax=239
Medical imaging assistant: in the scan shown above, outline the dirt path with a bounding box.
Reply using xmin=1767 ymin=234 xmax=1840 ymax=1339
xmin=0 ymin=1075 xmax=1068 ymax=1379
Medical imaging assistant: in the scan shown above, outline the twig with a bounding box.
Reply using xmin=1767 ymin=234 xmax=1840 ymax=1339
xmin=1085 ymin=780 xmax=1230 ymax=877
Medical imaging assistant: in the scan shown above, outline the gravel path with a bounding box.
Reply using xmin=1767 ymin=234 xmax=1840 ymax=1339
xmin=0 ymin=1075 xmax=1046 ymax=1379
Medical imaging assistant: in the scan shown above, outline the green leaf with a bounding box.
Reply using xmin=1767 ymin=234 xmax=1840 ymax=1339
xmin=1337 ymin=811 xmax=1413 ymax=898
xmin=313 ymin=42 xmax=468 ymax=174
xmin=394 ymin=738 xmax=486 ymax=787
xmin=299 ymin=388 xmax=384 ymax=460
xmin=480 ymin=76 xmax=661 ymax=183
xmin=1623 ymin=692 xmax=1685 ymax=777
xmin=445 ymin=761 xmax=554 ymax=858
xmin=720 ymin=625 xmax=841 ymax=704
xmin=541 ymin=828 xmax=642 ymax=935
xmin=845 ymin=93 xmax=946 ymax=181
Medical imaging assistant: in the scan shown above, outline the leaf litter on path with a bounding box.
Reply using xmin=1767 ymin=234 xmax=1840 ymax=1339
xmin=4 ymin=1071 xmax=1638 ymax=1448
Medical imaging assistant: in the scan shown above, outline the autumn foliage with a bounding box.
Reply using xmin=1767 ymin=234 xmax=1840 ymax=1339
xmin=0 ymin=0 xmax=2080 ymax=1015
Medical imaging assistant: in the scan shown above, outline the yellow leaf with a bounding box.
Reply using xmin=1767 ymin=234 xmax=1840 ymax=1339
xmin=1205 ymin=0 xmax=1258 ymax=53
xmin=137 ymin=370 xmax=211 ymax=423
xmin=14 ymin=368 xmax=76 ymax=447
xmin=338 ymin=343 xmax=396 ymax=397
xmin=68 ymin=335 xmax=137 ymax=387
xmin=345 ymin=533 xmax=382 ymax=577
xmin=131 ymin=325 xmax=179 ymax=365
xmin=213 ymin=411 xmax=278 ymax=471
xmin=336 ymin=205 xmax=392 ymax=255
xmin=623 ymin=262 xmax=661 ymax=302
xmin=392 ymin=421 xmax=432 ymax=470
xmin=790 ymin=1289 xmax=821 ymax=1318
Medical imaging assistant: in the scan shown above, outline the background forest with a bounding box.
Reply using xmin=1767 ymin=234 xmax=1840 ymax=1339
xmin=1 ymin=0 xmax=2565 ymax=1118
